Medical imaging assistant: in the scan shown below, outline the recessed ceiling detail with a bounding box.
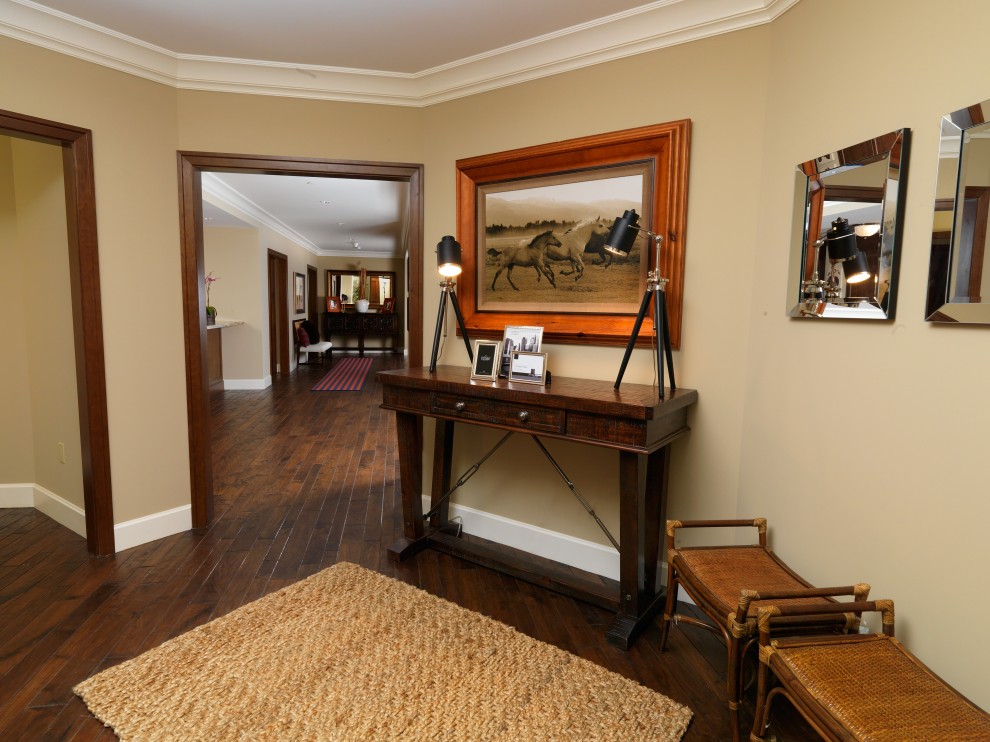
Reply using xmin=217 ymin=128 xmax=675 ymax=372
xmin=2 ymin=0 xmax=801 ymax=106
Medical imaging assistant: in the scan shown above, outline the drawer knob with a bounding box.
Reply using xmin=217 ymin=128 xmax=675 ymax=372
xmin=455 ymin=401 xmax=465 ymax=412
xmin=518 ymin=411 xmax=529 ymax=422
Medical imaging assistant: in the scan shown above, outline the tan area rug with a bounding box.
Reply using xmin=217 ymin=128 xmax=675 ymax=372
xmin=75 ymin=562 xmax=692 ymax=741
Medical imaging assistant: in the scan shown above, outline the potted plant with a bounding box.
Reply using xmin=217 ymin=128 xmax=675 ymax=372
xmin=354 ymin=268 xmax=370 ymax=313
xmin=205 ymin=271 xmax=220 ymax=325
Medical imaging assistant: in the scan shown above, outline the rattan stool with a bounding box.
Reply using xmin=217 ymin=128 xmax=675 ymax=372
xmin=659 ymin=519 xmax=869 ymax=741
xmin=750 ymin=597 xmax=990 ymax=741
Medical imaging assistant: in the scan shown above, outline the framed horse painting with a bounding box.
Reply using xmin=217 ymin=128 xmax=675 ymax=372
xmin=455 ymin=121 xmax=691 ymax=349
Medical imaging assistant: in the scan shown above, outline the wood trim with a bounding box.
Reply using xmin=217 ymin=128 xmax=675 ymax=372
xmin=306 ymin=264 xmax=317 ymax=324
xmin=0 ymin=108 xmax=114 ymax=555
xmin=177 ymin=152 xmax=425 ymax=529
xmin=455 ymin=121 xmax=690 ymax=349
xmin=267 ymin=249 xmax=290 ymax=376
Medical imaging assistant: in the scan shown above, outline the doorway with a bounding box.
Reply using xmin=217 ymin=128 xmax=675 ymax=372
xmin=0 ymin=109 xmax=114 ymax=556
xmin=177 ymin=152 xmax=425 ymax=528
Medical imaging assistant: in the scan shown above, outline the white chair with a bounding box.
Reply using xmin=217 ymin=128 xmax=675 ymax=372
xmin=294 ymin=320 xmax=332 ymax=366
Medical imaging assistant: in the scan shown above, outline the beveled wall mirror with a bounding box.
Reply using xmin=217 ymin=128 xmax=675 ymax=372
xmin=927 ymin=99 xmax=990 ymax=323
xmin=788 ymin=129 xmax=910 ymax=319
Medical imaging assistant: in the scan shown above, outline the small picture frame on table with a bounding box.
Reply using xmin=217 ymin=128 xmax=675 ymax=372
xmin=470 ymin=340 xmax=501 ymax=381
xmin=508 ymin=351 xmax=548 ymax=385
xmin=500 ymin=325 xmax=543 ymax=377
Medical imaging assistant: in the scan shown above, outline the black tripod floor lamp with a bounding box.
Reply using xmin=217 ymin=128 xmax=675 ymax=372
xmin=429 ymin=235 xmax=474 ymax=372
xmin=604 ymin=209 xmax=675 ymax=397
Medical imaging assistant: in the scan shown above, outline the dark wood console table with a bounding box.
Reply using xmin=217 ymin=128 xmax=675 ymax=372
xmin=324 ymin=311 xmax=400 ymax=355
xmin=378 ymin=365 xmax=698 ymax=649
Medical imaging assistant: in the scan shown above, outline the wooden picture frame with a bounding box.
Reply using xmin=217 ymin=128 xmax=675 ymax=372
xmin=326 ymin=296 xmax=342 ymax=312
xmin=382 ymin=297 xmax=395 ymax=313
xmin=456 ymin=121 xmax=690 ymax=349
xmin=293 ymin=272 xmax=305 ymax=313
xmin=509 ymin=351 xmax=548 ymax=385
xmin=470 ymin=340 xmax=501 ymax=381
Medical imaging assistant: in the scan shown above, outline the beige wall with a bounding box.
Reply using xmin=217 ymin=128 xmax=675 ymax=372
xmin=0 ymin=135 xmax=84 ymax=511
xmin=0 ymin=137 xmax=39 ymax=485
xmin=739 ymin=0 xmax=990 ymax=708
xmin=1 ymin=36 xmax=187 ymax=523
xmin=4 ymin=0 xmax=990 ymax=708
xmin=204 ymin=225 xmax=265 ymax=380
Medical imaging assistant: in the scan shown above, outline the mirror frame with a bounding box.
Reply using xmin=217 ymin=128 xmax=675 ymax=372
xmin=926 ymin=99 xmax=990 ymax=323
xmin=326 ymin=269 xmax=396 ymax=310
xmin=788 ymin=128 xmax=910 ymax=320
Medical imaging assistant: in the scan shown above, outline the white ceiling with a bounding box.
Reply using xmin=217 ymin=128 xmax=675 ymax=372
xmin=202 ymin=172 xmax=408 ymax=259
xmin=3 ymin=0 xmax=800 ymax=258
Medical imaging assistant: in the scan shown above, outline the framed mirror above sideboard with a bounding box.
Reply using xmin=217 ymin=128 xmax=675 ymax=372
xmin=327 ymin=270 xmax=396 ymax=309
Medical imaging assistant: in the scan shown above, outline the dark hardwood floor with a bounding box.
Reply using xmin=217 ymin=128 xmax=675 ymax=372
xmin=0 ymin=352 xmax=807 ymax=741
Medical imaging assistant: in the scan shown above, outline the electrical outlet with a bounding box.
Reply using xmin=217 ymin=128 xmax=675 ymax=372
xmin=58 ymin=441 xmax=66 ymax=464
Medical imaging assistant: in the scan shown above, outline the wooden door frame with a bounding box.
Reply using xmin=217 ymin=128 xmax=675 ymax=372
xmin=177 ymin=151 xmax=424 ymax=528
xmin=1 ymin=108 xmax=114 ymax=555
xmin=306 ymin=263 xmax=318 ymax=325
xmin=267 ymin=249 xmax=290 ymax=377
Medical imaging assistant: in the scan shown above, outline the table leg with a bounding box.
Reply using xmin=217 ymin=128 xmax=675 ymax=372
xmin=387 ymin=411 xmax=427 ymax=561
xmin=430 ymin=420 xmax=454 ymax=529
xmin=605 ymin=446 xmax=670 ymax=649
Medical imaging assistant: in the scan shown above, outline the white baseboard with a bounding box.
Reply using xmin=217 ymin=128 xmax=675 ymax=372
xmin=418 ymin=498 xmax=683 ymax=595
xmin=222 ymin=376 xmax=271 ymax=390
xmin=424 ymin=496 xmax=622 ymax=579
xmin=0 ymin=483 xmax=86 ymax=537
xmin=113 ymin=504 xmax=192 ymax=552
xmin=0 ymin=483 xmax=34 ymax=507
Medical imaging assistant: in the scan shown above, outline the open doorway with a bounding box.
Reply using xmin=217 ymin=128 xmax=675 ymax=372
xmin=177 ymin=152 xmax=425 ymax=528
xmin=0 ymin=109 xmax=114 ymax=556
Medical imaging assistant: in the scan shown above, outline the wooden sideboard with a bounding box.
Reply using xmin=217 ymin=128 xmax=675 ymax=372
xmin=378 ymin=365 xmax=698 ymax=649
xmin=324 ymin=311 xmax=400 ymax=355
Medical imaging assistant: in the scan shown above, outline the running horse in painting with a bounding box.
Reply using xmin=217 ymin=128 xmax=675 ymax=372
xmin=490 ymin=231 xmax=561 ymax=291
xmin=569 ymin=216 xmax=616 ymax=269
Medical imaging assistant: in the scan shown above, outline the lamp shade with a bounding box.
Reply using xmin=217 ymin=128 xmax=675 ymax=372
xmin=436 ymin=235 xmax=462 ymax=277
xmin=604 ymin=209 xmax=640 ymax=257
xmin=826 ymin=217 xmax=870 ymax=284
xmin=825 ymin=217 xmax=857 ymax=261
xmin=841 ymin=250 xmax=871 ymax=284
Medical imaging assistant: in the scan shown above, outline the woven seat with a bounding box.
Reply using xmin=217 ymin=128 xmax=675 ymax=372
xmin=659 ymin=519 xmax=869 ymax=741
xmin=751 ymin=598 xmax=990 ymax=741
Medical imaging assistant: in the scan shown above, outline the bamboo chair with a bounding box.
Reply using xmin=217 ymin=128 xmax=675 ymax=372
xmin=750 ymin=597 xmax=990 ymax=741
xmin=659 ymin=519 xmax=869 ymax=741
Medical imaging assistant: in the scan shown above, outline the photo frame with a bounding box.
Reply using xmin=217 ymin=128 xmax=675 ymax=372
xmin=470 ymin=340 xmax=501 ymax=381
xmin=509 ymin=351 xmax=548 ymax=385
xmin=326 ymin=296 xmax=342 ymax=312
xmin=455 ymin=121 xmax=691 ymax=349
xmin=293 ymin=272 xmax=305 ymax=313
xmin=500 ymin=325 xmax=543 ymax=377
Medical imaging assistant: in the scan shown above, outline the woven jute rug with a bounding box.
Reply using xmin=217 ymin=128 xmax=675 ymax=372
xmin=74 ymin=562 xmax=692 ymax=741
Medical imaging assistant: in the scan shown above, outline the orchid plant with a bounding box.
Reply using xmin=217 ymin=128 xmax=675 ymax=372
xmin=205 ymin=272 xmax=220 ymax=316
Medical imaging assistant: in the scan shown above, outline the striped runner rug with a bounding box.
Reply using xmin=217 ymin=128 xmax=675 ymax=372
xmin=311 ymin=356 xmax=374 ymax=391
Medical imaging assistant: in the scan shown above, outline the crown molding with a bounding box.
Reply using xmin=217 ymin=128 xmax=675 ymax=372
xmin=1 ymin=0 xmax=801 ymax=106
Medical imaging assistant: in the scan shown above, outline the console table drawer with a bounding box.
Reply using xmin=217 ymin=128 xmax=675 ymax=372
xmin=433 ymin=393 xmax=564 ymax=433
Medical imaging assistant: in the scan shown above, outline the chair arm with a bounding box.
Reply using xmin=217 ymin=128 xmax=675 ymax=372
xmin=735 ymin=583 xmax=871 ymax=620
xmin=756 ymin=596 xmax=895 ymax=640
xmin=665 ymin=518 xmax=767 ymax=550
